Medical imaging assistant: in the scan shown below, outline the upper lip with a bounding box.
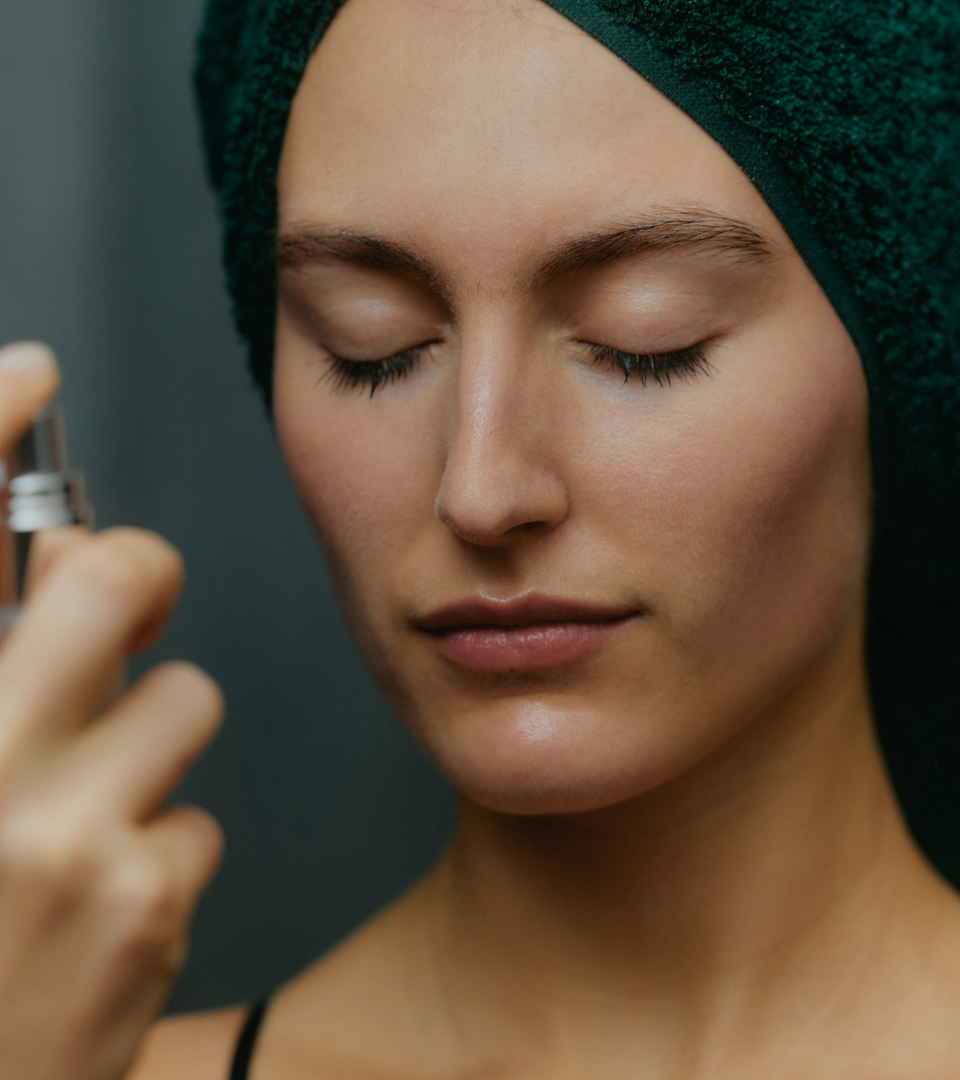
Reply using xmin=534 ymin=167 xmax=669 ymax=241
xmin=413 ymin=593 xmax=643 ymax=633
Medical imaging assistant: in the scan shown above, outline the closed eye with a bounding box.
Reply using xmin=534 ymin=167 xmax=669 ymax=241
xmin=322 ymin=339 xmax=712 ymax=397
xmin=322 ymin=342 xmax=440 ymax=396
xmin=586 ymin=343 xmax=712 ymax=385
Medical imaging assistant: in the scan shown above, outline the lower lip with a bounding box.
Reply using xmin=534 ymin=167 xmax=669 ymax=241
xmin=426 ymin=618 xmax=632 ymax=673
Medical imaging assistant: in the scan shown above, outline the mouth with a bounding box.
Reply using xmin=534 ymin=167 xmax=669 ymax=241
xmin=413 ymin=593 xmax=644 ymax=673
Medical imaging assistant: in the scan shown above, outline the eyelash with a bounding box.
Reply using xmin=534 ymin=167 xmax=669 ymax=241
xmin=323 ymin=343 xmax=436 ymax=396
xmin=586 ymin=343 xmax=712 ymax=385
xmin=323 ymin=340 xmax=711 ymax=396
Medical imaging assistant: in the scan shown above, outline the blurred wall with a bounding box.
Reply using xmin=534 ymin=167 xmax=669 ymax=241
xmin=0 ymin=0 xmax=454 ymax=1011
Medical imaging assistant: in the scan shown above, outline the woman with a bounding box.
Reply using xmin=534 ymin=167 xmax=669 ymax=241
xmin=2 ymin=0 xmax=960 ymax=1076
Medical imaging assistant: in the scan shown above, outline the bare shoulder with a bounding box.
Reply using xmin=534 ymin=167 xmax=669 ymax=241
xmin=256 ymin=885 xmax=457 ymax=1079
xmin=125 ymin=1006 xmax=248 ymax=1080
xmin=128 ymin=878 xmax=448 ymax=1080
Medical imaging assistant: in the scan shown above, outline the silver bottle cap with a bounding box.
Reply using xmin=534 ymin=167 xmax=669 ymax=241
xmin=6 ymin=405 xmax=92 ymax=533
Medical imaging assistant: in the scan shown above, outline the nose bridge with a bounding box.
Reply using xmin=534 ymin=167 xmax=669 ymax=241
xmin=454 ymin=320 xmax=526 ymax=471
xmin=435 ymin=316 xmax=568 ymax=546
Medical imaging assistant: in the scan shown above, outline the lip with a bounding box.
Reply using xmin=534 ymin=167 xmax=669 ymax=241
xmin=414 ymin=593 xmax=643 ymax=673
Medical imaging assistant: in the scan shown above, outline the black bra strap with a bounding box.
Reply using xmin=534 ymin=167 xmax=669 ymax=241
xmin=229 ymin=997 xmax=270 ymax=1080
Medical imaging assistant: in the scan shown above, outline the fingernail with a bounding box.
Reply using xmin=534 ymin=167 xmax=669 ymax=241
xmin=0 ymin=342 xmax=56 ymax=375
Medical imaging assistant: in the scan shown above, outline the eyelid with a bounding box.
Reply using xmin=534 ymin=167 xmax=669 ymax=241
xmin=319 ymin=335 xmax=712 ymax=398
xmin=322 ymin=340 xmax=440 ymax=396
xmin=583 ymin=341 xmax=713 ymax=385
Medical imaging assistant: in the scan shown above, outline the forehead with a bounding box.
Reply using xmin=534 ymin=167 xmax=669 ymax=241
xmin=278 ymin=0 xmax=785 ymax=263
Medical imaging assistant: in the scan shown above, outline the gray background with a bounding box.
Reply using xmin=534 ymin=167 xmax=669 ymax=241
xmin=0 ymin=0 xmax=454 ymax=1011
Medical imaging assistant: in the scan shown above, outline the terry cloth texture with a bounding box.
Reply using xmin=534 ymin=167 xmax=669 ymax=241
xmin=195 ymin=0 xmax=960 ymax=882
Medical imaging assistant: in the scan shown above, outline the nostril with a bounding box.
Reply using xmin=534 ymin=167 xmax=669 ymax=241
xmin=436 ymin=365 xmax=570 ymax=545
xmin=434 ymin=469 xmax=568 ymax=548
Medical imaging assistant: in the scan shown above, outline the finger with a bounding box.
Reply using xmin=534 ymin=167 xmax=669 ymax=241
xmin=57 ymin=662 xmax=224 ymax=821
xmin=141 ymin=804 xmax=224 ymax=911
xmin=72 ymin=809 xmax=223 ymax=1028
xmin=0 ymin=529 xmax=184 ymax=755
xmin=11 ymin=526 xmax=126 ymax=711
xmin=95 ymin=807 xmax=223 ymax=1008
xmin=19 ymin=525 xmax=90 ymax=599
xmin=0 ymin=342 xmax=60 ymax=454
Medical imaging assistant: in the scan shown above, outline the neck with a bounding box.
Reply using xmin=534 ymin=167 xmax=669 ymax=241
xmin=421 ymin=626 xmax=950 ymax=1073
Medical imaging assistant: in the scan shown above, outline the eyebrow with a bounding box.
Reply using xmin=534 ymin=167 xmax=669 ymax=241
xmin=277 ymin=231 xmax=429 ymax=277
xmin=275 ymin=210 xmax=773 ymax=291
xmin=532 ymin=212 xmax=773 ymax=287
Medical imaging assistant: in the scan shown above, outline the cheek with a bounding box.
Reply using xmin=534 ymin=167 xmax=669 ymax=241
xmin=273 ymin=342 xmax=440 ymax=616
xmin=272 ymin=295 xmax=870 ymax=813
xmin=585 ymin=317 xmax=870 ymax=686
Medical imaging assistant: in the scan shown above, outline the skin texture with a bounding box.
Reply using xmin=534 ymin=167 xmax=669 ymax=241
xmin=13 ymin=0 xmax=957 ymax=1078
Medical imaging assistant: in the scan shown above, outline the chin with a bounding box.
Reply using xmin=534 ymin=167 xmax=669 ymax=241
xmin=404 ymin=695 xmax=715 ymax=817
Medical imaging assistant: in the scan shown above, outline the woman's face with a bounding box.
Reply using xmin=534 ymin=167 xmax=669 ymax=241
xmin=273 ymin=0 xmax=871 ymax=814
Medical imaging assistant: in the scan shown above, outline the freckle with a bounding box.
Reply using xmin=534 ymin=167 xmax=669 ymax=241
xmin=517 ymin=702 xmax=559 ymax=742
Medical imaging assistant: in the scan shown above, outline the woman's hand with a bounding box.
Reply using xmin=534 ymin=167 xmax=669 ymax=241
xmin=0 ymin=342 xmax=224 ymax=1080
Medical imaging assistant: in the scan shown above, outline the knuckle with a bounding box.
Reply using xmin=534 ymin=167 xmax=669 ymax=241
xmin=0 ymin=811 xmax=99 ymax=895
xmin=101 ymin=858 xmax=181 ymax=947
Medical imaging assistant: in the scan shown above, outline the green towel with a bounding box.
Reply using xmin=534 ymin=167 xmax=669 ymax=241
xmin=194 ymin=0 xmax=960 ymax=882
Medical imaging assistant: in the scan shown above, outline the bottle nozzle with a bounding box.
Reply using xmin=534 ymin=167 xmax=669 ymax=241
xmin=6 ymin=404 xmax=92 ymax=533
xmin=15 ymin=404 xmax=69 ymax=476
xmin=1 ymin=403 xmax=93 ymax=627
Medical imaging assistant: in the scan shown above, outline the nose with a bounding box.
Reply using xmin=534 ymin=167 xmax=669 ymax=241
xmin=434 ymin=334 xmax=569 ymax=548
